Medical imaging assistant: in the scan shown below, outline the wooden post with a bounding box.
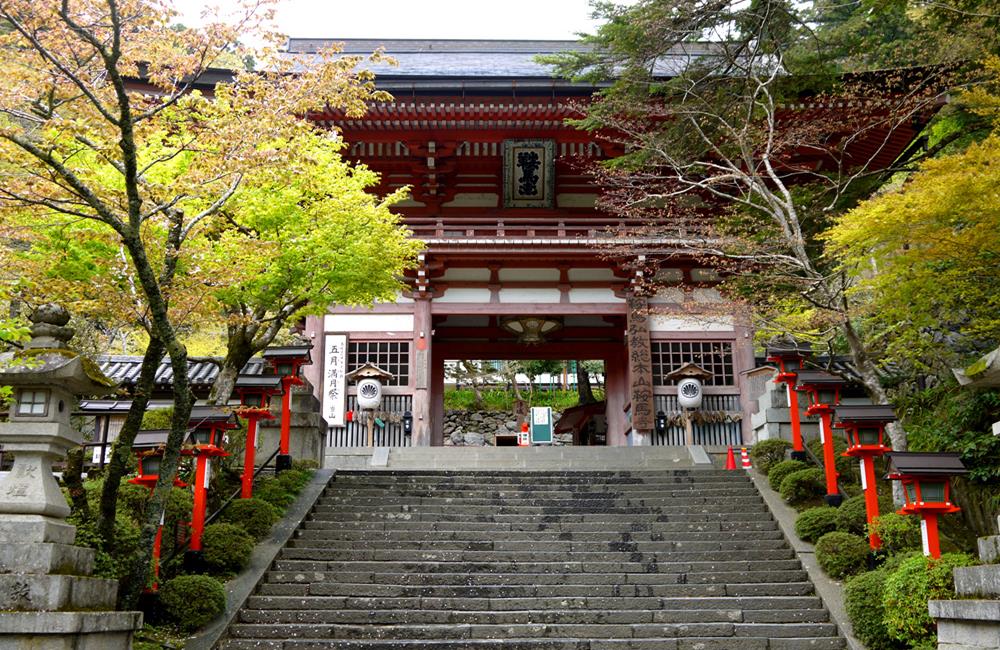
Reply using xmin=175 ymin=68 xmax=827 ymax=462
xmin=366 ymin=411 xmax=374 ymax=447
xmin=626 ymin=294 xmax=654 ymax=445
xmin=683 ymin=411 xmax=694 ymax=446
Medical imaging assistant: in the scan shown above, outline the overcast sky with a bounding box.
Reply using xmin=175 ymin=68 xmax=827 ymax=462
xmin=171 ymin=0 xmax=605 ymax=41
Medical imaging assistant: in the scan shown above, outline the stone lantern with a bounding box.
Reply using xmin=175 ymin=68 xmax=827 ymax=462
xmin=0 ymin=304 xmax=142 ymax=647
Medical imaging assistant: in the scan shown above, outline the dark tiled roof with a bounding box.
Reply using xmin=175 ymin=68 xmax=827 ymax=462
xmin=97 ymin=355 xmax=264 ymax=388
xmin=887 ymin=452 xmax=967 ymax=476
xmin=283 ymin=38 xmax=717 ymax=80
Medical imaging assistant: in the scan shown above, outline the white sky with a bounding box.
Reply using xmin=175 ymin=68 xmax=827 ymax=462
xmin=171 ymin=0 xmax=605 ymax=40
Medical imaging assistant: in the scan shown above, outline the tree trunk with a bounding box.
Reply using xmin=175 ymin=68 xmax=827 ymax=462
xmin=115 ymin=237 xmax=194 ymax=610
xmin=208 ymin=324 xmax=258 ymax=406
xmin=841 ymin=318 xmax=907 ymax=505
xmin=63 ymin=446 xmax=89 ymax=521
xmin=576 ymin=361 xmax=597 ymax=405
xmin=97 ymin=336 xmax=164 ymax=546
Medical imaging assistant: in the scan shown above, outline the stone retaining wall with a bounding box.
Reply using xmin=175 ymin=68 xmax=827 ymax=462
xmin=442 ymin=409 xmax=573 ymax=446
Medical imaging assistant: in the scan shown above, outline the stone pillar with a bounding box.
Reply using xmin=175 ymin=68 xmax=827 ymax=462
xmin=411 ymin=296 xmax=433 ymax=446
xmin=0 ymin=304 xmax=142 ymax=648
xmin=257 ymin=377 xmax=328 ymax=466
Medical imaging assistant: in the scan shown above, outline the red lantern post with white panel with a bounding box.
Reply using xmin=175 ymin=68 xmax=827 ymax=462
xmin=233 ymin=374 xmax=283 ymax=498
xmin=765 ymin=342 xmax=812 ymax=461
xmin=794 ymin=370 xmax=847 ymax=506
xmin=885 ymin=452 xmax=967 ymax=559
xmin=833 ymin=405 xmax=896 ymax=550
xmin=184 ymin=406 xmax=237 ymax=571
xmin=262 ymin=345 xmax=313 ymax=473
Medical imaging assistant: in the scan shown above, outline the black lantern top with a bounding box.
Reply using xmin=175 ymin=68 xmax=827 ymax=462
xmin=765 ymin=341 xmax=812 ymax=377
xmin=835 ymin=405 xmax=896 ymax=455
xmin=885 ymin=451 xmax=967 ymax=478
xmin=794 ymin=370 xmax=846 ymax=411
xmin=187 ymin=406 xmax=238 ymax=449
xmin=234 ymin=374 xmax=284 ymax=408
xmin=262 ymin=344 xmax=313 ymax=378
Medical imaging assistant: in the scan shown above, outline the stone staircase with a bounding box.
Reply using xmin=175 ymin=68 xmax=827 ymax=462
xmin=219 ymin=469 xmax=845 ymax=649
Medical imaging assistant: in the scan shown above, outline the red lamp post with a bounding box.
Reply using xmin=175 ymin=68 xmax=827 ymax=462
xmin=184 ymin=406 xmax=237 ymax=571
xmin=262 ymin=345 xmax=313 ymax=473
xmin=833 ymin=405 xmax=896 ymax=550
xmin=795 ymin=370 xmax=847 ymax=506
xmin=766 ymin=342 xmax=812 ymax=462
xmin=128 ymin=431 xmax=188 ymax=591
xmin=885 ymin=452 xmax=967 ymax=559
xmin=233 ymin=374 xmax=283 ymax=499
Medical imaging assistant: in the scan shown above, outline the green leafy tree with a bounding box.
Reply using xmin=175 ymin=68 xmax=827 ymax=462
xmin=0 ymin=0 xmax=392 ymax=607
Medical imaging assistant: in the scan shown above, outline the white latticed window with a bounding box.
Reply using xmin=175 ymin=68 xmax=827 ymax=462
xmin=651 ymin=341 xmax=734 ymax=386
xmin=348 ymin=341 xmax=410 ymax=387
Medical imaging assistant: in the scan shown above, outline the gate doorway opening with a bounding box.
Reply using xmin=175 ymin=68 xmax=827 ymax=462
xmin=443 ymin=359 xmax=608 ymax=446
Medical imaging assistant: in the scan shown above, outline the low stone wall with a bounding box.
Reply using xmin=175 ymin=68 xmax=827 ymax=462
xmin=443 ymin=409 xmax=573 ymax=446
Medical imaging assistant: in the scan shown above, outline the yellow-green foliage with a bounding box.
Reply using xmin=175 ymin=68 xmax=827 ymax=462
xmin=826 ymin=132 xmax=1000 ymax=370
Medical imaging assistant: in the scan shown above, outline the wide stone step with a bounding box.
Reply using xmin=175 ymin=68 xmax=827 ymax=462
xmin=226 ymin=621 xmax=840 ymax=640
xmin=292 ymin=529 xmax=786 ymax=543
xmin=278 ymin=548 xmax=796 ymax=563
xmin=237 ymin=607 xmax=830 ymax=625
xmin=245 ymin=595 xmax=827 ymax=612
xmin=287 ymin=537 xmax=789 ymax=551
xmin=257 ymin=581 xmax=819 ymax=598
xmin=267 ymin=569 xmax=810 ymax=586
xmin=319 ymin=490 xmax=762 ymax=502
xmin=222 ymin=638 xmax=845 ymax=650
xmin=330 ymin=479 xmax=753 ymax=490
xmin=313 ymin=499 xmax=768 ymax=516
xmin=300 ymin=520 xmax=779 ymax=532
xmin=271 ymin=557 xmax=802 ymax=573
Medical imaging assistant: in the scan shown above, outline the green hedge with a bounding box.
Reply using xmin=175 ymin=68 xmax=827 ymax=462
xmin=159 ymin=574 xmax=226 ymax=632
xmin=815 ymin=531 xmax=869 ymax=579
xmin=883 ymin=553 xmax=977 ymax=648
xmin=768 ymin=459 xmax=809 ymax=492
xmin=201 ymin=522 xmax=254 ymax=576
xmin=869 ymin=513 xmax=921 ymax=554
xmin=254 ymin=476 xmax=296 ymax=509
xmin=795 ymin=507 xmax=839 ymax=543
xmin=807 ymin=436 xmax=855 ymax=478
xmin=219 ymin=498 xmax=281 ymax=540
xmin=750 ymin=439 xmax=791 ymax=475
xmin=836 ymin=494 xmax=895 ymax=536
xmin=845 ymin=569 xmax=904 ymax=650
xmin=779 ymin=468 xmax=825 ymax=505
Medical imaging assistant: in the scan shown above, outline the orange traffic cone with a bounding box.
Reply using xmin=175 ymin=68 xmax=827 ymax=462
xmin=740 ymin=447 xmax=752 ymax=470
xmin=725 ymin=446 xmax=737 ymax=470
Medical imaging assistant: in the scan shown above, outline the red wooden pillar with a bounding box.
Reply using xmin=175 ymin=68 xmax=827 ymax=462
xmin=818 ymin=409 xmax=840 ymax=499
xmin=189 ymin=453 xmax=210 ymax=552
xmin=859 ymin=455 xmax=882 ymax=549
xmin=241 ymin=415 xmax=260 ymax=499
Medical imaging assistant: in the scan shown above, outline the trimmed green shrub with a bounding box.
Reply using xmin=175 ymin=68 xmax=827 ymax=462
xmin=159 ymin=574 xmax=226 ymax=632
xmin=768 ymin=459 xmax=810 ymax=492
xmin=869 ymin=512 xmax=921 ymax=554
xmin=292 ymin=458 xmax=320 ymax=471
xmin=69 ymin=511 xmax=142 ymax=580
xmin=254 ymin=476 xmax=295 ymax=508
xmin=219 ymin=498 xmax=280 ymax=540
xmin=815 ymin=531 xmax=870 ymax=579
xmin=779 ymin=468 xmax=825 ymax=504
xmin=836 ymin=494 xmax=895 ymax=536
xmin=795 ymin=507 xmax=839 ymax=543
xmin=201 ymin=522 xmax=254 ymax=575
xmin=883 ymin=553 xmax=978 ymax=648
xmin=750 ymin=439 xmax=792 ymax=475
xmin=845 ymin=569 xmax=904 ymax=650
xmin=277 ymin=468 xmax=312 ymax=494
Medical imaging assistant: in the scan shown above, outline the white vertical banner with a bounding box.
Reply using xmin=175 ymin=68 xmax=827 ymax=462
xmin=203 ymin=462 xmax=212 ymax=489
xmin=859 ymin=457 xmax=867 ymax=490
xmin=920 ymin=518 xmax=930 ymax=556
xmin=819 ymin=416 xmax=826 ymax=443
xmin=323 ymin=334 xmax=348 ymax=427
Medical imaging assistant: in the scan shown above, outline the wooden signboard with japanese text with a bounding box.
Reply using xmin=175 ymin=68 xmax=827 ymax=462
xmin=626 ymin=295 xmax=654 ymax=433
